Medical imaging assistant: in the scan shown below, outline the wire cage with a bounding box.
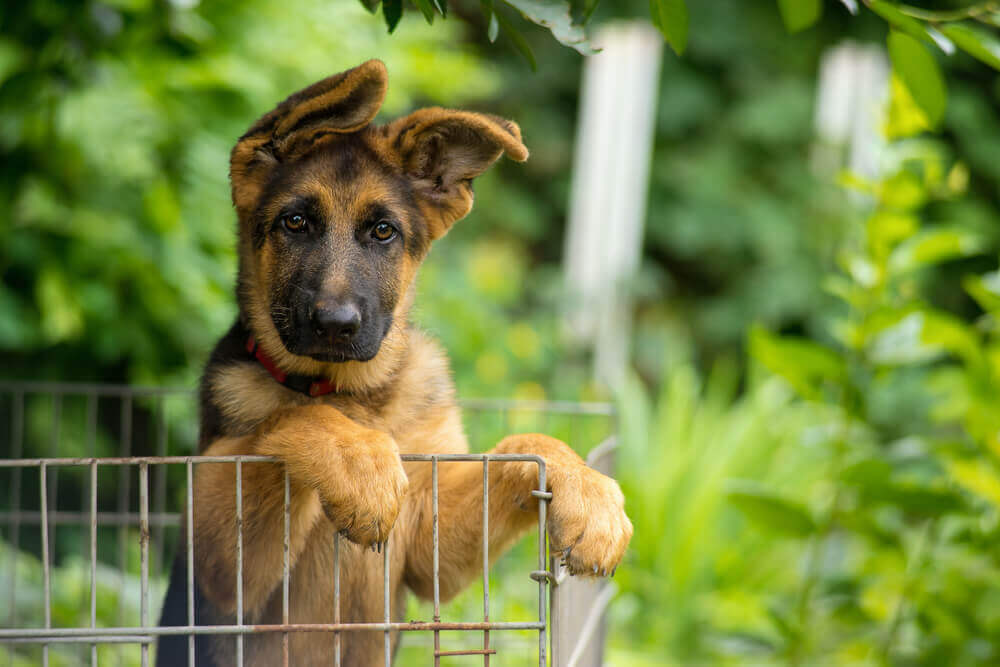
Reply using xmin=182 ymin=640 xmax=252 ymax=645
xmin=0 ymin=382 xmax=619 ymax=667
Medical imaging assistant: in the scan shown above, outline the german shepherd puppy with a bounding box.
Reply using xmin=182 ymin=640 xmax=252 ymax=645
xmin=156 ymin=60 xmax=632 ymax=666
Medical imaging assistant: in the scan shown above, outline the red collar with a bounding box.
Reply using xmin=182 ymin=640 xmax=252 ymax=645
xmin=245 ymin=335 xmax=336 ymax=397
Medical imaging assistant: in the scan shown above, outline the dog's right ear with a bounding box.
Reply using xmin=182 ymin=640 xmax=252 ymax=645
xmin=230 ymin=60 xmax=388 ymax=217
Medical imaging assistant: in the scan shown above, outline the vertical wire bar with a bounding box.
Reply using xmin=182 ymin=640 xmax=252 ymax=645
xmin=186 ymin=461 xmax=195 ymax=666
xmin=482 ymin=457 xmax=490 ymax=667
xmin=536 ymin=461 xmax=548 ymax=667
xmin=82 ymin=392 xmax=97 ymax=565
xmin=7 ymin=391 xmax=24 ymax=629
xmin=333 ymin=531 xmax=340 ymax=667
xmin=139 ymin=463 xmax=150 ymax=667
xmin=47 ymin=395 xmax=61 ymax=582
xmin=154 ymin=396 xmax=169 ymax=573
xmin=432 ymin=456 xmax=440 ymax=667
xmin=117 ymin=394 xmax=132 ymax=649
xmin=40 ymin=463 xmax=50 ymax=667
xmin=90 ymin=462 xmax=98 ymax=667
xmin=282 ymin=470 xmax=290 ymax=667
xmin=383 ymin=537 xmax=390 ymax=667
xmin=235 ymin=460 xmax=244 ymax=667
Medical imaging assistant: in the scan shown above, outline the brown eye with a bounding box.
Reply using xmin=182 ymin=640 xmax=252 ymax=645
xmin=282 ymin=214 xmax=307 ymax=233
xmin=372 ymin=221 xmax=397 ymax=243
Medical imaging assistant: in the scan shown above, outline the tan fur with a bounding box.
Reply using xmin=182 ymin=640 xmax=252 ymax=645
xmin=190 ymin=60 xmax=632 ymax=666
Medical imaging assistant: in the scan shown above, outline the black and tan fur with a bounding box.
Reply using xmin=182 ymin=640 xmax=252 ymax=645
xmin=156 ymin=60 xmax=632 ymax=666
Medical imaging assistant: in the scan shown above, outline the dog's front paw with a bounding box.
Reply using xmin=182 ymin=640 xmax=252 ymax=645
xmin=548 ymin=465 xmax=632 ymax=577
xmin=315 ymin=432 xmax=409 ymax=548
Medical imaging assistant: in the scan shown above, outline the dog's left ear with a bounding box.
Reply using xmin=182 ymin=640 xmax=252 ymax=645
xmin=385 ymin=108 xmax=528 ymax=239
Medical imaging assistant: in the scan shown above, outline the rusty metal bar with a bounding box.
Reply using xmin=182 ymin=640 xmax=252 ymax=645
xmin=40 ymin=463 xmax=51 ymax=667
xmin=0 ymin=621 xmax=546 ymax=640
xmin=333 ymin=530 xmax=341 ymax=667
xmin=90 ymin=461 xmax=98 ymax=667
xmin=140 ymin=463 xmax=150 ymax=667
xmin=537 ymin=461 xmax=549 ymax=667
xmin=0 ymin=453 xmax=549 ymax=466
xmin=383 ymin=536 xmax=390 ymax=667
xmin=483 ymin=456 xmax=491 ymax=667
xmin=154 ymin=396 xmax=168 ymax=573
xmin=186 ymin=460 xmax=195 ymax=666
xmin=436 ymin=649 xmax=498 ymax=657
xmin=116 ymin=394 xmax=132 ymax=646
xmin=432 ymin=456 xmax=440 ymax=667
xmin=0 ymin=381 xmax=615 ymax=415
xmin=236 ymin=460 xmax=244 ymax=667
xmin=282 ymin=469 xmax=290 ymax=667
xmin=0 ymin=510 xmax=181 ymax=527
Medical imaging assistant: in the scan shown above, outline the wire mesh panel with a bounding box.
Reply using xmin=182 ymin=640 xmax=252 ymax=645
xmin=0 ymin=383 xmax=617 ymax=666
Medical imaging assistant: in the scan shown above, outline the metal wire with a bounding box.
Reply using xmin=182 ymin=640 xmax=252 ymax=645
xmin=0 ymin=383 xmax=617 ymax=666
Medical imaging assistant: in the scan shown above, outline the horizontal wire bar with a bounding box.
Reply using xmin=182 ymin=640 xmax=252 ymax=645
xmin=0 ymin=510 xmax=181 ymax=527
xmin=0 ymin=382 xmax=615 ymax=416
xmin=0 ymin=453 xmax=546 ymax=467
xmin=0 ymin=622 xmax=546 ymax=641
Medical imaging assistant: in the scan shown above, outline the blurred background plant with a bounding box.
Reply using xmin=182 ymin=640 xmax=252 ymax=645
xmin=3 ymin=0 xmax=1000 ymax=664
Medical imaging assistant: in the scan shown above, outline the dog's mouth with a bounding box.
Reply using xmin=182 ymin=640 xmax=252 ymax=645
xmin=272 ymin=312 xmax=390 ymax=363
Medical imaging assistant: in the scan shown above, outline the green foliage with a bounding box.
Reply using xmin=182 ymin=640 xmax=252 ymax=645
xmin=649 ymin=0 xmax=688 ymax=55
xmin=888 ymin=30 xmax=947 ymax=128
xmin=731 ymin=81 xmax=1000 ymax=663
xmin=777 ymin=0 xmax=822 ymax=33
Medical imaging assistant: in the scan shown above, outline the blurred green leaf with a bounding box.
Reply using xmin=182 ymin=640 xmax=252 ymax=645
xmin=750 ymin=325 xmax=845 ymax=399
xmin=777 ymin=0 xmax=822 ymax=33
xmin=888 ymin=30 xmax=947 ymax=129
xmin=727 ymin=481 xmax=817 ymax=537
xmin=888 ymin=228 xmax=983 ymax=276
xmin=504 ymin=0 xmax=595 ymax=54
xmin=383 ymin=0 xmax=403 ymax=32
xmin=414 ymin=0 xmax=437 ymax=23
xmin=940 ymin=23 xmax=1000 ymax=71
xmin=496 ymin=10 xmax=537 ymax=69
xmin=650 ymin=0 xmax=689 ymax=55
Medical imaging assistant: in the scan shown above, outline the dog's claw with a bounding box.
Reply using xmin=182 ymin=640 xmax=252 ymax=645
xmin=593 ymin=565 xmax=598 ymax=575
xmin=611 ymin=567 xmax=616 ymax=578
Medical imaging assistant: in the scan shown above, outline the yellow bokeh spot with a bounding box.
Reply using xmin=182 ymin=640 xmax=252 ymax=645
xmin=475 ymin=351 xmax=508 ymax=384
xmin=507 ymin=323 xmax=540 ymax=361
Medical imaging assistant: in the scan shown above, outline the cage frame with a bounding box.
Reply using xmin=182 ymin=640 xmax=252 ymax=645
xmin=0 ymin=382 xmax=618 ymax=667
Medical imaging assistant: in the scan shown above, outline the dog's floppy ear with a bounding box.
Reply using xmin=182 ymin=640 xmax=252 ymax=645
xmin=385 ymin=108 xmax=528 ymax=239
xmin=230 ymin=59 xmax=388 ymax=217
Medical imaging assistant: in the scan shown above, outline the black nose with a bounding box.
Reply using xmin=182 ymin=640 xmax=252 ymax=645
xmin=313 ymin=302 xmax=362 ymax=340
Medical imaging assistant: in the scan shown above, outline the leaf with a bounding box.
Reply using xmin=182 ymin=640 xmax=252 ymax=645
xmin=503 ymin=0 xmax=595 ymax=55
xmin=888 ymin=31 xmax=947 ymax=129
xmin=488 ymin=12 xmax=500 ymax=41
xmin=868 ymin=1 xmax=935 ymax=45
xmin=887 ymin=228 xmax=983 ymax=276
xmin=867 ymin=309 xmax=980 ymax=366
xmin=414 ymin=0 xmax=437 ymax=23
xmin=964 ymin=271 xmax=1000 ymax=314
xmin=949 ymin=459 xmax=1000 ymax=507
xmin=431 ymin=0 xmax=448 ymax=16
xmin=496 ymin=10 xmax=537 ymax=70
xmin=750 ymin=325 xmax=845 ymax=400
xmin=940 ymin=23 xmax=1000 ymax=71
xmin=727 ymin=481 xmax=816 ymax=537
xmin=357 ymin=0 xmax=380 ymax=14
xmin=861 ymin=481 xmax=967 ymax=517
xmin=650 ymin=0 xmax=689 ymax=55
xmin=777 ymin=0 xmax=822 ymax=33
xmin=383 ymin=0 xmax=403 ymax=32
xmin=482 ymin=0 xmax=498 ymax=41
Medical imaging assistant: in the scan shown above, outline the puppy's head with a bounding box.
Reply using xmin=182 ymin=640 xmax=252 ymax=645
xmin=230 ymin=60 xmax=527 ymax=373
